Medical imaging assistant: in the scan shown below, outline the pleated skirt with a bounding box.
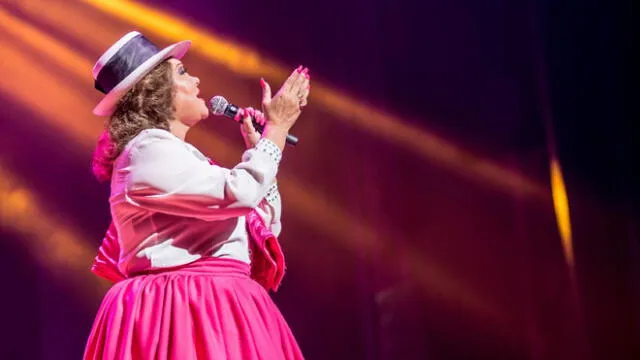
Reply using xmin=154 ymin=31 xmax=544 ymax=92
xmin=83 ymin=258 xmax=304 ymax=360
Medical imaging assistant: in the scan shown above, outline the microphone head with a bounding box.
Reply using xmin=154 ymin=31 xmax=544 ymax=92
xmin=209 ymin=95 xmax=228 ymax=116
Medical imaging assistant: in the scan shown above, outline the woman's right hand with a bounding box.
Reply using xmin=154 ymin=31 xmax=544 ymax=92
xmin=260 ymin=66 xmax=310 ymax=150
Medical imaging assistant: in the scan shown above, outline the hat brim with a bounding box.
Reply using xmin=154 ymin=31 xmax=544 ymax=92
xmin=93 ymin=40 xmax=191 ymax=116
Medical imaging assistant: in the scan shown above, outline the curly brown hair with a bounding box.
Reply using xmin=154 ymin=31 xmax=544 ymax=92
xmin=92 ymin=60 xmax=175 ymax=182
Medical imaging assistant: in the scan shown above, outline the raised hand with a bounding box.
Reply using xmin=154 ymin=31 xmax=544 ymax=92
xmin=261 ymin=66 xmax=310 ymax=132
xmin=259 ymin=66 xmax=311 ymax=151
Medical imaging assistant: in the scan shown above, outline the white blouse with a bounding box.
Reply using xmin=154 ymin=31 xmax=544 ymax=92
xmin=109 ymin=128 xmax=282 ymax=277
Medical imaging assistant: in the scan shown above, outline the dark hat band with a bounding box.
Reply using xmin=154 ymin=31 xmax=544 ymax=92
xmin=94 ymin=34 xmax=161 ymax=94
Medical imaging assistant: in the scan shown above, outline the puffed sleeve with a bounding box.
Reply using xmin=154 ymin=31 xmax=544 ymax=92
xmin=116 ymin=130 xmax=281 ymax=221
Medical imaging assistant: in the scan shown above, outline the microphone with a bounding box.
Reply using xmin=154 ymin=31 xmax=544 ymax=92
xmin=209 ymin=96 xmax=299 ymax=146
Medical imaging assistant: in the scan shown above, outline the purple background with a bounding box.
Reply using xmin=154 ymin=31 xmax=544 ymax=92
xmin=0 ymin=0 xmax=636 ymax=359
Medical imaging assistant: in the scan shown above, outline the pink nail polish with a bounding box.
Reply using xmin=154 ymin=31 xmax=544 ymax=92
xmin=260 ymin=78 xmax=265 ymax=87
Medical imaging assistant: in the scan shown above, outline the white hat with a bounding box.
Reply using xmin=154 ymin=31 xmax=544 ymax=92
xmin=92 ymin=31 xmax=191 ymax=116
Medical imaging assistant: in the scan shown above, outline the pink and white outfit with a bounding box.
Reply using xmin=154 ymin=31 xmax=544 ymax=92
xmin=84 ymin=129 xmax=303 ymax=359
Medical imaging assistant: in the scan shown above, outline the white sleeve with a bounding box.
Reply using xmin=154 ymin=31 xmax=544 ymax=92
xmin=256 ymin=181 xmax=282 ymax=236
xmin=120 ymin=130 xmax=281 ymax=221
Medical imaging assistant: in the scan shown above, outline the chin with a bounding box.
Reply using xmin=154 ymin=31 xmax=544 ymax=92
xmin=199 ymin=105 xmax=210 ymax=119
xmin=185 ymin=105 xmax=209 ymax=125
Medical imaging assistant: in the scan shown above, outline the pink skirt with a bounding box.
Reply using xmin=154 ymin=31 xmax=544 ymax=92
xmin=83 ymin=258 xmax=304 ymax=360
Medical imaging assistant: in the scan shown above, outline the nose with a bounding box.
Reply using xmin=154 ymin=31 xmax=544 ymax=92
xmin=194 ymin=76 xmax=200 ymax=87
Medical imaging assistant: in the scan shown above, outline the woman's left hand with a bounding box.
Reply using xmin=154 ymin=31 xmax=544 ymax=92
xmin=237 ymin=107 xmax=267 ymax=148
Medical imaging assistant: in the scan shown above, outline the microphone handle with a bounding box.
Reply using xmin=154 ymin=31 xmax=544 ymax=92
xmin=224 ymin=104 xmax=299 ymax=146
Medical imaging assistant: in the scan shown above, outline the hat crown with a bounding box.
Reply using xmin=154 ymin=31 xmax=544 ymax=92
xmin=93 ymin=31 xmax=161 ymax=94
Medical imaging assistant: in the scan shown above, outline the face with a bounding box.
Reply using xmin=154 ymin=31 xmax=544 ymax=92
xmin=169 ymin=58 xmax=208 ymax=127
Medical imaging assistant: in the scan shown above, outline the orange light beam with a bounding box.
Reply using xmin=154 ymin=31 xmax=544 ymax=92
xmin=550 ymin=157 xmax=574 ymax=270
xmin=6 ymin=0 xmax=134 ymax=55
xmin=78 ymin=0 xmax=279 ymax=78
xmin=0 ymin=7 xmax=92 ymax=81
xmin=0 ymin=41 xmax=99 ymax=149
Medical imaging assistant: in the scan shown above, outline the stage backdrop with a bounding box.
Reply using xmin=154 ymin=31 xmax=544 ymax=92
xmin=1 ymin=0 xmax=636 ymax=359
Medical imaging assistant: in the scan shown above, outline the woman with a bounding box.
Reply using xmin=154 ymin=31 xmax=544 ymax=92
xmin=84 ymin=31 xmax=309 ymax=359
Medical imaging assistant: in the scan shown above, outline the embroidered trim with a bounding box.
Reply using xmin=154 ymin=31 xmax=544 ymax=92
xmin=265 ymin=181 xmax=279 ymax=204
xmin=255 ymin=138 xmax=282 ymax=164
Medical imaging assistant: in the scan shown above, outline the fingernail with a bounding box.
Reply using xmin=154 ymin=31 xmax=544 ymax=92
xmin=296 ymin=65 xmax=303 ymax=72
xmin=260 ymin=77 xmax=265 ymax=87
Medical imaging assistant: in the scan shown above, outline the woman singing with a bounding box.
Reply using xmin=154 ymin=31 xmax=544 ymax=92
xmin=84 ymin=31 xmax=309 ymax=359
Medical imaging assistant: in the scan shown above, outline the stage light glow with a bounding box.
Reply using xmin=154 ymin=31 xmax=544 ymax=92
xmin=0 ymin=39 xmax=99 ymax=149
xmin=0 ymin=164 xmax=110 ymax=300
xmin=550 ymin=157 xmax=574 ymax=269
